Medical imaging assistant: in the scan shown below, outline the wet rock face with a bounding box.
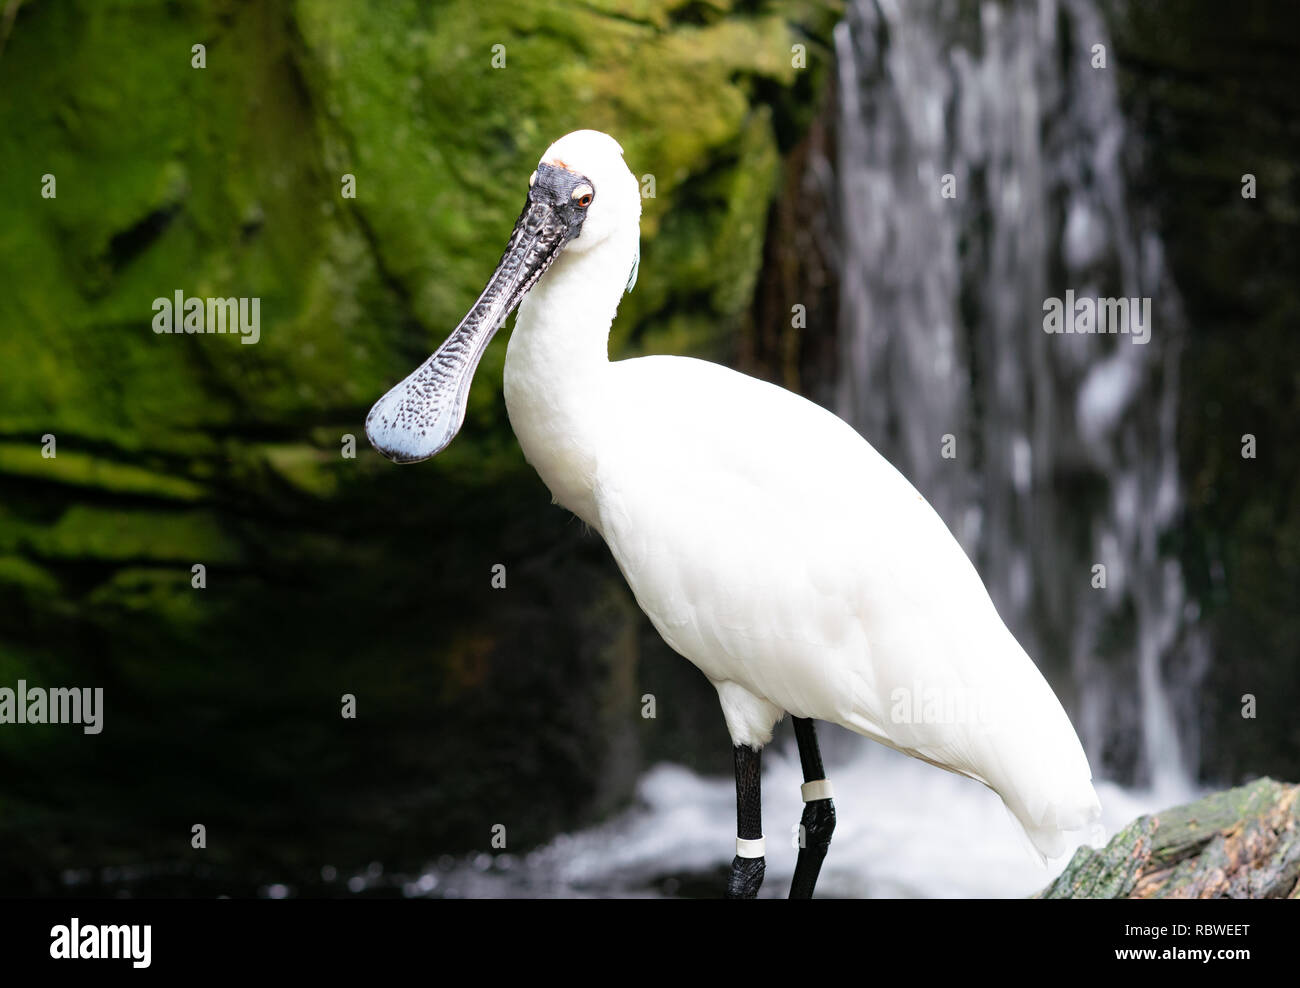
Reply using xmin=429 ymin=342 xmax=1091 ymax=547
xmin=0 ymin=0 xmax=839 ymax=893
xmin=1040 ymin=779 xmax=1300 ymax=898
xmin=1102 ymin=0 xmax=1300 ymax=787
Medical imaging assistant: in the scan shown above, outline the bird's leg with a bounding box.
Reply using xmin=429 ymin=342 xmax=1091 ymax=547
xmin=726 ymin=743 xmax=765 ymax=899
xmin=789 ymin=717 xmax=836 ymax=899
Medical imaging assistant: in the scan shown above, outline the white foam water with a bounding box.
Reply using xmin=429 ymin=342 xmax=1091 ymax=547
xmin=404 ymin=737 xmax=1197 ymax=898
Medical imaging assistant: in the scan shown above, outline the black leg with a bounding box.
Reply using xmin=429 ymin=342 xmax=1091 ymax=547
xmin=789 ymin=717 xmax=835 ymax=899
xmin=726 ymin=743 xmax=765 ymax=899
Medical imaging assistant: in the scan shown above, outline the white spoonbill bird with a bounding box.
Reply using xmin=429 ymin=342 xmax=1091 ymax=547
xmin=366 ymin=130 xmax=1102 ymax=898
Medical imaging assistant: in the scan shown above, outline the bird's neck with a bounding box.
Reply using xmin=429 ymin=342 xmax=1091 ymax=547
xmin=503 ymin=230 xmax=636 ymax=529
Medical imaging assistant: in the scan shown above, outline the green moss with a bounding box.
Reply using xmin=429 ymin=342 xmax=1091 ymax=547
xmin=0 ymin=444 xmax=206 ymax=501
xmin=1040 ymin=779 xmax=1300 ymax=898
xmin=0 ymin=554 xmax=60 ymax=596
xmin=24 ymin=506 xmax=240 ymax=564
xmin=259 ymin=443 xmax=343 ymax=498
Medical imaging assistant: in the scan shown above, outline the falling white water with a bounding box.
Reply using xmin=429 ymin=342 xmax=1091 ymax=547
xmin=828 ymin=0 xmax=1208 ymax=798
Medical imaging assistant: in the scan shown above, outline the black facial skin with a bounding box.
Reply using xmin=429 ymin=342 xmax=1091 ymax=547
xmin=529 ymin=162 xmax=594 ymax=242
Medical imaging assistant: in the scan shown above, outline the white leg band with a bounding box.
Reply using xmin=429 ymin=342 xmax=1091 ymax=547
xmin=801 ymin=779 xmax=834 ymax=802
xmin=736 ymin=836 xmax=766 ymax=858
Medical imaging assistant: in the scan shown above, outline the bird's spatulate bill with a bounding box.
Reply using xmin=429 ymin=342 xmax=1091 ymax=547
xmin=365 ymin=199 xmax=571 ymax=463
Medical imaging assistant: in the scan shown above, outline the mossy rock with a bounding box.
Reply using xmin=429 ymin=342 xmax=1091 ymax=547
xmin=1039 ymin=778 xmax=1300 ymax=898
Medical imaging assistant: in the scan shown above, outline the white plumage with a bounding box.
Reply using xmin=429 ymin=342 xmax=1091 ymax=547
xmin=378 ymin=129 xmax=1103 ymax=869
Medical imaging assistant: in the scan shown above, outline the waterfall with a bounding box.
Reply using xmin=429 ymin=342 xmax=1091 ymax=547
xmin=830 ymin=0 xmax=1208 ymax=795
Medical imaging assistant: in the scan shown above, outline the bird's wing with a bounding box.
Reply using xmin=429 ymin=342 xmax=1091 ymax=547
xmin=596 ymin=355 xmax=992 ymax=717
xmin=596 ymin=355 xmax=1100 ymax=858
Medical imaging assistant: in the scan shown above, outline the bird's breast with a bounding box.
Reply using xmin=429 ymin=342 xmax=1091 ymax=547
xmin=502 ymin=340 xmax=606 ymax=530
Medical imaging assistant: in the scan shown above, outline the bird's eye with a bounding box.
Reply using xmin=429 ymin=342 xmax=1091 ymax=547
xmin=573 ymin=185 xmax=594 ymax=207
